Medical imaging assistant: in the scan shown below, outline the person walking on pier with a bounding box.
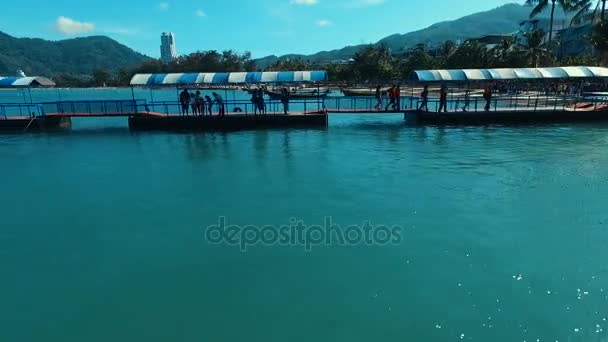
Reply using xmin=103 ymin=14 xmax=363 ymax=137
xmin=179 ymin=88 xmax=191 ymax=115
xmin=374 ymin=85 xmax=382 ymax=110
xmin=205 ymin=95 xmax=213 ymax=115
xmin=386 ymin=85 xmax=396 ymax=111
xmin=395 ymin=85 xmax=401 ymax=111
xmin=438 ymin=85 xmax=448 ymax=113
xmin=483 ymin=86 xmax=493 ymax=112
xmin=419 ymin=85 xmax=429 ymax=112
xmin=281 ymin=88 xmax=290 ymax=114
xmin=212 ymin=92 xmax=225 ymax=116
xmin=462 ymin=90 xmax=471 ymax=112
xmin=190 ymin=92 xmax=197 ymax=115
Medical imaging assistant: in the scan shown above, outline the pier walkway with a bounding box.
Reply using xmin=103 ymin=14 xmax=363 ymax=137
xmin=1 ymin=94 xmax=607 ymax=131
xmin=3 ymin=94 xmax=601 ymax=118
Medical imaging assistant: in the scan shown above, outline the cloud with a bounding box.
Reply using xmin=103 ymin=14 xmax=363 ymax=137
xmin=195 ymin=10 xmax=206 ymax=17
xmin=291 ymin=0 xmax=318 ymax=5
xmin=317 ymin=19 xmax=331 ymax=27
xmin=54 ymin=16 xmax=95 ymax=35
xmin=159 ymin=2 xmax=169 ymax=10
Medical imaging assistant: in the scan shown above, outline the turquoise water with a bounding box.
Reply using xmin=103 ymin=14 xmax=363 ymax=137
xmin=2 ymin=89 xmax=608 ymax=341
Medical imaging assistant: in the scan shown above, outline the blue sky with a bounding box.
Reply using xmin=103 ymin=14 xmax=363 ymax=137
xmin=1 ymin=0 xmax=521 ymax=58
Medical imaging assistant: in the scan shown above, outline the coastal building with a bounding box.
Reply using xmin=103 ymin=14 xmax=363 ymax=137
xmin=514 ymin=20 xmax=540 ymax=46
xmin=557 ymin=24 xmax=593 ymax=58
xmin=160 ymin=32 xmax=177 ymax=63
xmin=466 ymin=34 xmax=514 ymax=50
xmin=515 ymin=18 xmax=568 ymax=46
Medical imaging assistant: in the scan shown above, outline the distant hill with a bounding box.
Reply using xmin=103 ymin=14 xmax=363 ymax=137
xmin=0 ymin=32 xmax=151 ymax=77
xmin=256 ymin=3 xmax=569 ymax=67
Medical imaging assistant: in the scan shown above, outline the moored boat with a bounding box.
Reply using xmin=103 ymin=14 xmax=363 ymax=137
xmin=565 ymin=102 xmax=608 ymax=112
xmin=341 ymin=88 xmax=387 ymax=97
xmin=265 ymin=87 xmax=329 ymax=100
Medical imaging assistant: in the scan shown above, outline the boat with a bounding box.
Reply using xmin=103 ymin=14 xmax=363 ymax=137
xmin=341 ymin=88 xmax=387 ymax=97
xmin=265 ymin=88 xmax=329 ymax=100
xmin=565 ymin=102 xmax=608 ymax=112
xmin=341 ymin=87 xmax=421 ymax=97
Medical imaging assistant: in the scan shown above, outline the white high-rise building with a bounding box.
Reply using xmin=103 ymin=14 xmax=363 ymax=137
xmin=160 ymin=32 xmax=177 ymax=63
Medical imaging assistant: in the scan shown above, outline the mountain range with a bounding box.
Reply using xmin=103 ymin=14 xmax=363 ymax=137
xmin=255 ymin=3 xmax=569 ymax=67
xmin=0 ymin=32 xmax=150 ymax=77
xmin=0 ymin=3 xmax=568 ymax=77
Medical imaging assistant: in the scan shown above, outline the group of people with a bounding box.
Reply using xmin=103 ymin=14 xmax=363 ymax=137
xmin=179 ymin=89 xmax=225 ymax=116
xmin=374 ymin=85 xmax=402 ymax=111
xmin=418 ymin=85 xmax=494 ymax=113
xmin=250 ymin=88 xmax=266 ymax=115
xmin=250 ymin=88 xmax=291 ymax=115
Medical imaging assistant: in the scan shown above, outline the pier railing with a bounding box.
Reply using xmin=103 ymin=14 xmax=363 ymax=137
xmin=2 ymin=93 xmax=605 ymax=119
xmin=320 ymin=93 xmax=608 ymax=113
xmin=0 ymin=103 xmax=45 ymax=119
xmin=410 ymin=93 xmax=607 ymax=113
xmin=324 ymin=97 xmax=412 ymax=112
xmin=40 ymin=100 xmax=146 ymax=116
xmin=138 ymin=99 xmax=325 ymax=115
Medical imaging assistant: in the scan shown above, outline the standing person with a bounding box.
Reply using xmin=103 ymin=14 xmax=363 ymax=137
xmin=386 ymin=85 xmax=396 ymax=111
xmin=251 ymin=88 xmax=260 ymax=115
xmin=374 ymin=85 xmax=382 ymax=110
xmin=394 ymin=85 xmax=401 ymax=111
xmin=483 ymin=85 xmax=493 ymax=112
xmin=419 ymin=85 xmax=429 ymax=111
xmin=205 ymin=95 xmax=213 ymax=115
xmin=462 ymin=89 xmax=471 ymax=112
xmin=190 ymin=92 xmax=197 ymax=115
xmin=195 ymin=91 xmax=204 ymax=115
xmin=281 ymin=88 xmax=290 ymax=114
xmin=257 ymin=89 xmax=266 ymax=114
xmin=179 ymin=88 xmax=191 ymax=115
xmin=212 ymin=92 xmax=225 ymax=116
xmin=438 ymin=85 xmax=448 ymax=112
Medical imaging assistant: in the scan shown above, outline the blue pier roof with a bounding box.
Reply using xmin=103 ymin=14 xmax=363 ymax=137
xmin=130 ymin=71 xmax=328 ymax=86
xmin=410 ymin=66 xmax=608 ymax=83
xmin=0 ymin=76 xmax=56 ymax=88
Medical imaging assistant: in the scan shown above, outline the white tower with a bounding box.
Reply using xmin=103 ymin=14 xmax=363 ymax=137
xmin=160 ymin=32 xmax=177 ymax=63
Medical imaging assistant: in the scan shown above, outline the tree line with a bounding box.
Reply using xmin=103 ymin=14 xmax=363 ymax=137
xmin=268 ymin=21 xmax=607 ymax=85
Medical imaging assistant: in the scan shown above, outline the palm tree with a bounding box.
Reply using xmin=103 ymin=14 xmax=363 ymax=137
xmin=521 ymin=29 xmax=554 ymax=67
xmin=526 ymin=0 xmax=575 ymax=42
xmin=589 ymin=19 xmax=608 ymax=63
xmin=570 ymin=0 xmax=606 ymax=25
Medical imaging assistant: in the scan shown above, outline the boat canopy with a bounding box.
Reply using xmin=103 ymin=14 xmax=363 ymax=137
xmin=0 ymin=76 xmax=56 ymax=88
xmin=410 ymin=66 xmax=608 ymax=83
xmin=130 ymin=71 xmax=328 ymax=86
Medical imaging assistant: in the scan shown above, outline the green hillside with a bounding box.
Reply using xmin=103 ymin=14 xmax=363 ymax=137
xmin=256 ymin=3 xmax=568 ymax=67
xmin=0 ymin=32 xmax=151 ymax=77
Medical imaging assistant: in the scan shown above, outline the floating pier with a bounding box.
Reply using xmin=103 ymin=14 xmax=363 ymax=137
xmin=0 ymin=116 xmax=71 ymax=131
xmin=128 ymin=112 xmax=328 ymax=131
xmin=405 ymin=107 xmax=608 ymax=125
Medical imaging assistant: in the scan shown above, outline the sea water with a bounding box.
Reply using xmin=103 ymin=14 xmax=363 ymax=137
xmin=1 ymin=88 xmax=608 ymax=341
